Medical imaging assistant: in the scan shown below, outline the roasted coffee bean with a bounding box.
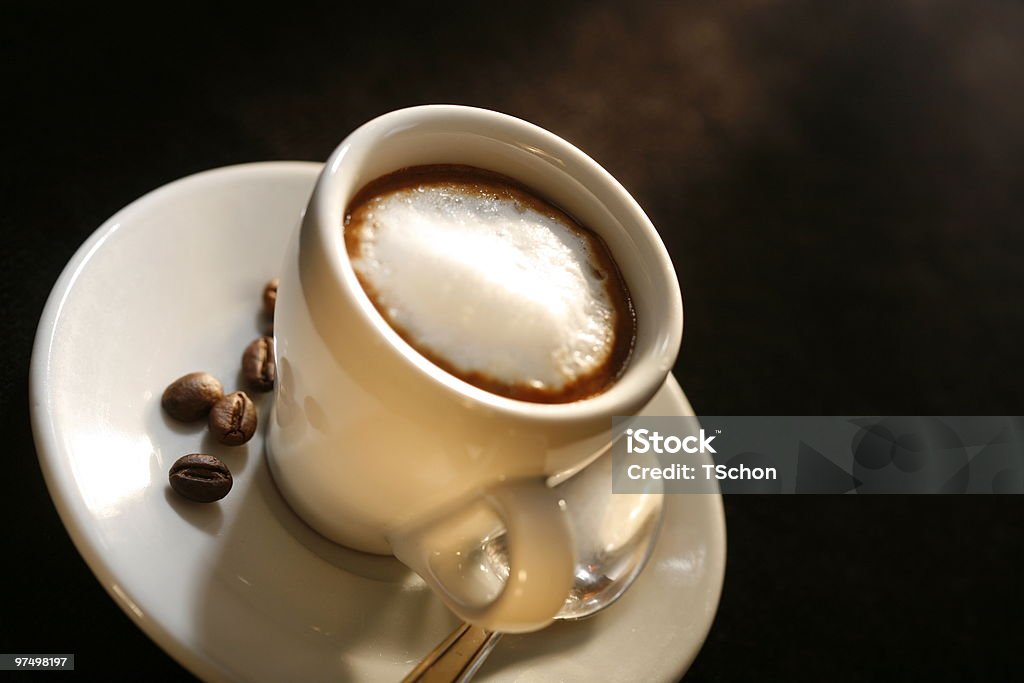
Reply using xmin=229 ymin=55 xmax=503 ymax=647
xmin=209 ymin=391 xmax=257 ymax=445
xmin=263 ymin=278 xmax=278 ymax=316
xmin=169 ymin=454 xmax=232 ymax=502
xmin=242 ymin=336 xmax=276 ymax=391
xmin=161 ymin=372 xmax=224 ymax=421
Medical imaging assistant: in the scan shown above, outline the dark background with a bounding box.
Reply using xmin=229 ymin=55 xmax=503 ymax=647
xmin=3 ymin=2 xmax=1023 ymax=680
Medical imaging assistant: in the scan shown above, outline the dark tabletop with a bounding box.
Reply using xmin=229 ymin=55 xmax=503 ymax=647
xmin=2 ymin=2 xmax=1023 ymax=681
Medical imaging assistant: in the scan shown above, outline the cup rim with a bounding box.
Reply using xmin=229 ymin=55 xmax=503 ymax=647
xmin=312 ymin=104 xmax=682 ymax=423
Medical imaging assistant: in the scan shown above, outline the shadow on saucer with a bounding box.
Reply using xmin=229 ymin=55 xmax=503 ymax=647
xmin=251 ymin=307 xmax=273 ymax=337
xmin=156 ymin=402 xmax=208 ymax=437
xmin=192 ymin=439 xmax=459 ymax=681
xmin=163 ymin=486 xmax=224 ymax=535
xmin=199 ymin=430 xmax=251 ymax=473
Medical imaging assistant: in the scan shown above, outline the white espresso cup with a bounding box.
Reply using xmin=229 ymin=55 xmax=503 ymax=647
xmin=267 ymin=105 xmax=682 ymax=633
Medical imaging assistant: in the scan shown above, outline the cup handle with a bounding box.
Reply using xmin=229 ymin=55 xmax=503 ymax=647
xmin=390 ymin=479 xmax=575 ymax=633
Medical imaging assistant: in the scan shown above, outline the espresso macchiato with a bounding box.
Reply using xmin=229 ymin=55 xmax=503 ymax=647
xmin=344 ymin=165 xmax=635 ymax=403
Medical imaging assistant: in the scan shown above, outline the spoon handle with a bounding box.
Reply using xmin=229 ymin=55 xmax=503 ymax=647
xmin=402 ymin=622 xmax=503 ymax=683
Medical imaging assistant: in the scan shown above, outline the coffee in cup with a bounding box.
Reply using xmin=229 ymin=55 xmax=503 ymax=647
xmin=343 ymin=164 xmax=636 ymax=403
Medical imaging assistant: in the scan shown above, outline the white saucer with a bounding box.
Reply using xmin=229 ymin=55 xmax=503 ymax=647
xmin=30 ymin=163 xmax=726 ymax=682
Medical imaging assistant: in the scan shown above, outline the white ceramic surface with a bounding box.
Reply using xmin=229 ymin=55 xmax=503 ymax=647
xmin=30 ymin=163 xmax=725 ymax=682
xmin=269 ymin=106 xmax=686 ymax=632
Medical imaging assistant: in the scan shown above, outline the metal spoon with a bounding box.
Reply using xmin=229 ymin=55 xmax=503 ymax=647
xmin=402 ymin=447 xmax=664 ymax=683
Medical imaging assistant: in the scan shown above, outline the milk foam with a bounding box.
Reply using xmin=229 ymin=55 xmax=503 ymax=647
xmin=348 ymin=184 xmax=618 ymax=392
